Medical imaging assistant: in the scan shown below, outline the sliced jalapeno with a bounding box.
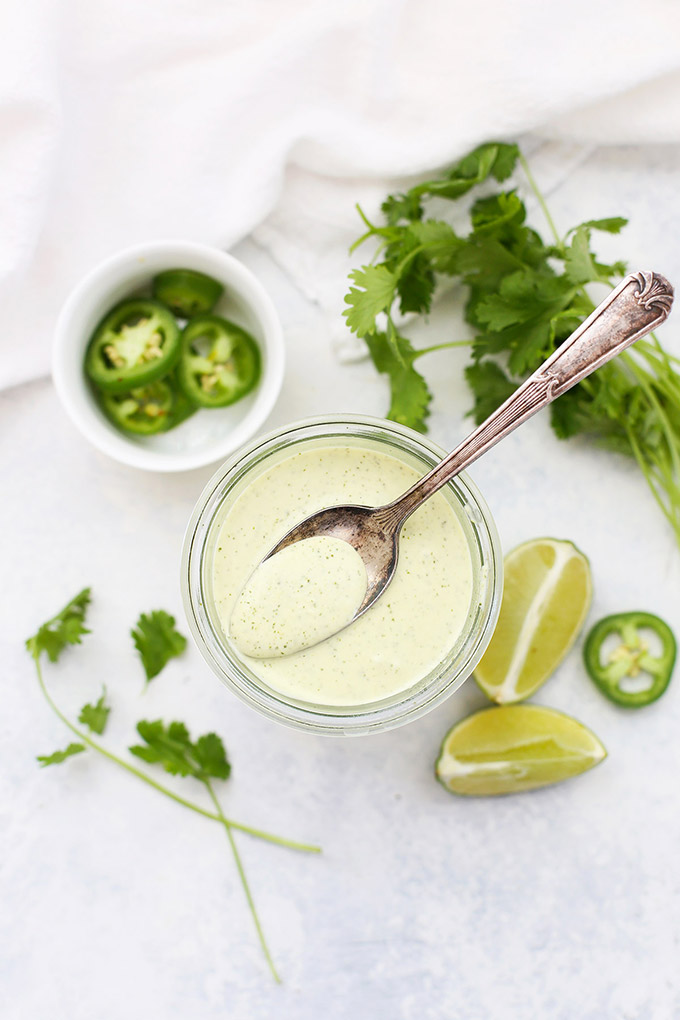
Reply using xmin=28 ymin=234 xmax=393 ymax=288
xmin=152 ymin=268 xmax=224 ymax=318
xmin=85 ymin=299 xmax=181 ymax=394
xmin=101 ymin=380 xmax=175 ymax=435
xmin=583 ymin=611 xmax=676 ymax=708
xmin=159 ymin=372 xmax=198 ymax=431
xmin=177 ymin=315 xmax=260 ymax=408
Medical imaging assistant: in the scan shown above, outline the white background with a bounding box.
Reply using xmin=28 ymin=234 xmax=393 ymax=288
xmin=2 ymin=142 xmax=680 ymax=1018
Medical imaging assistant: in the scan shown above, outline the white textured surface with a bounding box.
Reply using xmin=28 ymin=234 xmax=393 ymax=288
xmin=2 ymin=145 xmax=680 ymax=1019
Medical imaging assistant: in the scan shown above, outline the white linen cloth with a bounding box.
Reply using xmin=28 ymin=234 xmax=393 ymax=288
xmin=2 ymin=0 xmax=680 ymax=390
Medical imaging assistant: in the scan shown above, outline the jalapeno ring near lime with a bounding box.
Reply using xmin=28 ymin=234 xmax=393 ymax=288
xmin=178 ymin=315 xmax=260 ymax=408
xmin=86 ymin=299 xmax=181 ymax=394
xmin=583 ymin=611 xmax=676 ymax=707
xmin=152 ymin=269 xmax=224 ymax=319
xmin=101 ymin=379 xmax=175 ymax=435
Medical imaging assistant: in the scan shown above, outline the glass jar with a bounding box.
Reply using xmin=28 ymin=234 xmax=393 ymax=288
xmin=181 ymin=415 xmax=502 ymax=736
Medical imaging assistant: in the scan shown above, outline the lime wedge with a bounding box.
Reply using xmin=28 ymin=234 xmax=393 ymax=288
xmin=475 ymin=538 xmax=592 ymax=703
xmin=435 ymin=704 xmax=606 ymax=796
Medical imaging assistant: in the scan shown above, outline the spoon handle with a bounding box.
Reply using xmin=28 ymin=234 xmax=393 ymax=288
xmin=384 ymin=270 xmax=674 ymax=523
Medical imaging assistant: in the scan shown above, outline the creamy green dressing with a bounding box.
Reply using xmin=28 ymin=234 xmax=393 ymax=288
xmin=229 ymin=536 xmax=367 ymax=658
xmin=211 ymin=444 xmax=473 ymax=707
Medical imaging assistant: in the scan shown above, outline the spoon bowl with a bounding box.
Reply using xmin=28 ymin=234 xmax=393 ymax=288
xmin=264 ymin=503 xmax=401 ymax=617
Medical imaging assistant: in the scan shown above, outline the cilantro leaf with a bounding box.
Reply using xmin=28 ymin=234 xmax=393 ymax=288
xmin=131 ymin=610 xmax=187 ymax=683
xmin=37 ymin=743 xmax=86 ymax=767
xmin=415 ymin=142 xmax=519 ymax=201
xmin=343 ymin=265 xmax=396 ymax=337
xmin=465 ymin=361 xmax=517 ymax=423
xmin=459 ymin=240 xmax=530 ymax=305
xmin=408 ymin=220 xmax=463 ymax=274
xmin=506 ymin=319 xmax=553 ymax=376
xmin=129 ymin=720 xmax=231 ymax=782
xmin=550 ymin=385 xmax=592 ymax=440
xmin=568 ymin=217 xmax=628 ymax=236
xmin=563 ymin=224 xmax=629 ymax=286
xmin=194 ymin=733 xmax=231 ymax=781
xmin=396 ymin=253 xmax=435 ymax=316
xmin=381 ymin=190 xmax=423 ymax=226
xmin=563 ymin=226 xmax=603 ymax=285
xmin=364 ymin=332 xmax=431 ymax=432
xmin=130 ymin=719 xmax=195 ymax=775
xmin=470 ymin=192 xmax=525 ymax=235
xmin=475 ymin=270 xmax=573 ymax=332
xmin=26 ymin=588 xmax=91 ymax=663
xmin=78 ymin=688 xmax=110 ymax=735
xmin=490 ymin=143 xmax=521 ymax=182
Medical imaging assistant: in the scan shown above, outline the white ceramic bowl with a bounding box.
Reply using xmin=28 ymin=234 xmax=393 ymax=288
xmin=53 ymin=240 xmax=285 ymax=472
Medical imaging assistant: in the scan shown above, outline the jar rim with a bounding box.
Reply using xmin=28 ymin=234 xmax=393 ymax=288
xmin=181 ymin=413 xmax=503 ymax=736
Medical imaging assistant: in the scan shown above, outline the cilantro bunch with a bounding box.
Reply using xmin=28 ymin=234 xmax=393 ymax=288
xmin=27 ymin=589 xmax=320 ymax=982
xmin=343 ymin=142 xmax=680 ymax=548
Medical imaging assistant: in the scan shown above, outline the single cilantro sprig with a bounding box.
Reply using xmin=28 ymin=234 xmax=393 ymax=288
xmin=132 ymin=610 xmax=187 ymax=683
xmin=130 ymin=720 xmax=279 ymax=980
xmin=27 ymin=589 xmax=320 ymax=982
xmin=345 ymin=141 xmax=680 ymax=548
xmin=27 ymin=590 xmax=320 ymax=847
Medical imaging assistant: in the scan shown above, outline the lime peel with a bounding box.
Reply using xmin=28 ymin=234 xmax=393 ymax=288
xmin=495 ymin=541 xmax=578 ymax=700
xmin=435 ymin=704 xmax=606 ymax=797
xmin=475 ymin=538 xmax=592 ymax=704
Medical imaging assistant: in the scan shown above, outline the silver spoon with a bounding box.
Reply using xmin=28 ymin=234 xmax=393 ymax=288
xmin=263 ymin=271 xmax=673 ymax=625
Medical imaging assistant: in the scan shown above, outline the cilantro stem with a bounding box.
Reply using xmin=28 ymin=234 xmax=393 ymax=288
xmin=349 ymin=228 xmax=376 ymax=256
xmin=349 ymin=204 xmax=400 ymax=256
xmin=647 ymin=332 xmax=680 ymax=370
xmin=204 ymin=779 xmax=282 ymax=984
xmin=411 ymin=339 xmax=473 ymax=360
xmin=621 ymin=352 xmax=680 ymax=543
xmin=519 ymin=152 xmax=680 ymax=547
xmin=355 ymin=202 xmax=376 ymax=233
xmin=624 ymin=424 xmax=680 ymax=542
xmin=518 ymin=152 xmax=563 ymax=251
xmin=32 ymin=655 xmax=321 ymax=854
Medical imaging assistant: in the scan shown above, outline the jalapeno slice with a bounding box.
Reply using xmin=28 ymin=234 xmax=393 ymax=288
xmin=86 ymin=299 xmax=181 ymax=394
xmin=159 ymin=372 xmax=198 ymax=431
xmin=583 ymin=611 xmax=676 ymax=707
xmin=151 ymin=269 xmax=224 ymax=318
xmin=101 ymin=380 xmax=175 ymax=435
xmin=177 ymin=315 xmax=260 ymax=408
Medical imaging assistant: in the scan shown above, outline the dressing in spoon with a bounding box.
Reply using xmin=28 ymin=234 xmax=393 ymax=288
xmin=229 ymin=536 xmax=367 ymax=658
